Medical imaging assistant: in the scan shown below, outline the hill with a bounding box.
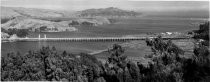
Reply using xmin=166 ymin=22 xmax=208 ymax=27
xmin=1 ymin=6 xmax=139 ymax=34
xmin=1 ymin=7 xmax=111 ymax=31
xmin=1 ymin=16 xmax=110 ymax=32
xmin=1 ymin=16 xmax=78 ymax=32
xmin=1 ymin=6 xmax=141 ymax=19
xmin=1 ymin=6 xmax=76 ymax=19
xmin=77 ymin=7 xmax=141 ymax=18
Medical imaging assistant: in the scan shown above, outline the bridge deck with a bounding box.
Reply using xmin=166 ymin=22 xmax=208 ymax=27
xmin=2 ymin=37 xmax=190 ymax=42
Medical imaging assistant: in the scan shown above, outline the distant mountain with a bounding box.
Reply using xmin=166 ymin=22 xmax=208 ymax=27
xmin=77 ymin=7 xmax=141 ymax=18
xmin=1 ymin=6 xmax=138 ymax=32
xmin=1 ymin=16 xmax=78 ymax=32
xmin=1 ymin=6 xmax=140 ymax=19
xmin=1 ymin=6 xmax=110 ymax=29
xmin=1 ymin=16 xmax=111 ymax=31
xmin=1 ymin=6 xmax=76 ymax=19
xmin=1 ymin=7 xmax=22 ymax=19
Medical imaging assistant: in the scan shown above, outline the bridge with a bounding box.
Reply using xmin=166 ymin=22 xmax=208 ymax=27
xmin=2 ymin=37 xmax=190 ymax=42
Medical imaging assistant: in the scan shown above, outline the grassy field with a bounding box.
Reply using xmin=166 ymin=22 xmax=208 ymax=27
xmin=94 ymin=39 xmax=195 ymax=64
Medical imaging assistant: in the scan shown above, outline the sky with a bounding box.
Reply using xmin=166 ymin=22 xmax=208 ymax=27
xmin=1 ymin=0 xmax=209 ymax=12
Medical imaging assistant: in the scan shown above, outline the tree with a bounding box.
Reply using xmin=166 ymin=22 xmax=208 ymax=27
xmin=6 ymin=28 xmax=29 ymax=37
xmin=141 ymin=36 xmax=184 ymax=82
xmin=107 ymin=44 xmax=127 ymax=68
xmin=193 ymin=21 xmax=209 ymax=46
xmin=69 ymin=21 xmax=79 ymax=26
xmin=103 ymin=44 xmax=142 ymax=82
xmin=127 ymin=61 xmax=140 ymax=82
xmin=183 ymin=44 xmax=210 ymax=82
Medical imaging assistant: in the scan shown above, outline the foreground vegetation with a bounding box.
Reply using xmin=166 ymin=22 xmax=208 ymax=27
xmin=2 ymin=28 xmax=29 ymax=38
xmin=1 ymin=22 xmax=209 ymax=82
xmin=193 ymin=21 xmax=209 ymax=46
